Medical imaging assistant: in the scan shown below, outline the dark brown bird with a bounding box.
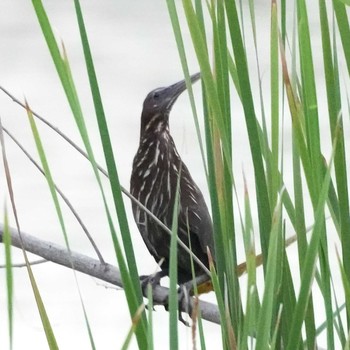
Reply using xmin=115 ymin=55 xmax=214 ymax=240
xmin=130 ymin=73 xmax=214 ymax=298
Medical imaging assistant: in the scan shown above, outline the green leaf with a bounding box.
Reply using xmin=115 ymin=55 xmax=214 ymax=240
xmin=336 ymin=0 xmax=350 ymax=7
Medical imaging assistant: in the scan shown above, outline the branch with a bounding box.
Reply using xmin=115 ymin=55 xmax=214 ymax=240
xmin=2 ymin=126 xmax=105 ymax=265
xmin=0 ymin=224 xmax=220 ymax=325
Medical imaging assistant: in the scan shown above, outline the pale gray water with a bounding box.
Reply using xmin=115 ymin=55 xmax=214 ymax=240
xmin=0 ymin=1 xmax=347 ymax=349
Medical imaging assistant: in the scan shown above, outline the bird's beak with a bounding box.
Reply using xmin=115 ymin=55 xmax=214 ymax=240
xmin=163 ymin=72 xmax=201 ymax=111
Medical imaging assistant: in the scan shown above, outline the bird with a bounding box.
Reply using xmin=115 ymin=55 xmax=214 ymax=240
xmin=130 ymin=73 xmax=215 ymax=319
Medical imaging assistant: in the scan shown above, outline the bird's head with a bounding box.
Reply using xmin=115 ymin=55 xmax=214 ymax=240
xmin=140 ymin=72 xmax=200 ymax=135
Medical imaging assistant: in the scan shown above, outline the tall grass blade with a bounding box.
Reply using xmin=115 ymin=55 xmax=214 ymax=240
xmin=209 ymin=253 xmax=230 ymax=350
xmin=270 ymin=0 xmax=280 ymax=208
xmin=25 ymin=104 xmax=97 ymax=348
xmin=320 ymin=0 xmax=350 ymax=328
xmin=280 ymin=18 xmax=318 ymax=348
xmin=213 ymin=0 xmax=240 ymax=327
xmin=292 ymin=129 xmax=316 ymax=348
xmin=31 ymin=0 xmax=109 ymax=236
xmin=187 ymin=203 xmax=207 ymax=350
xmin=73 ymin=1 xmax=148 ymax=345
xmin=25 ymin=264 xmax=59 ymax=349
xmin=286 ymin=138 xmax=337 ymax=350
xmin=3 ymin=208 xmax=13 ymax=350
xmin=166 ymin=0 xmax=208 ymax=178
xmin=25 ymin=103 xmax=70 ymax=248
xmin=121 ymin=305 xmax=145 ymax=350
xmin=168 ymin=168 xmax=182 ymax=350
xmin=333 ymin=1 xmax=350 ymax=75
xmin=255 ymin=192 xmax=283 ymax=349
xmin=297 ymin=1 xmax=334 ymax=346
xmin=240 ymin=176 xmax=260 ymax=346
xmin=181 ymin=1 xmax=232 ymax=324
xmin=32 ymin=1 xmax=148 ymax=346
xmin=224 ymin=0 xmax=272 ymax=265
xmin=147 ymin=285 xmax=154 ymax=350
xmin=74 ymin=0 xmax=139 ymax=284
xmin=0 ymin=116 xmax=58 ymax=349
xmin=182 ymin=0 xmax=232 ymax=176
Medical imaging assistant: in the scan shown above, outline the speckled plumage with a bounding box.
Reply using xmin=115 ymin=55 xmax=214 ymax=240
xmin=130 ymin=74 xmax=214 ymax=283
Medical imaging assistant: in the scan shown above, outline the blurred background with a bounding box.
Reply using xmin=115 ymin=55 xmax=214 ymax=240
xmin=0 ymin=1 xmax=344 ymax=349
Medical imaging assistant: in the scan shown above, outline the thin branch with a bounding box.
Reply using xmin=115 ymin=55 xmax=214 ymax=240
xmin=2 ymin=126 xmax=105 ymax=264
xmin=0 ymin=259 xmax=47 ymax=268
xmin=0 ymin=224 xmax=220 ymax=325
xmin=0 ymin=86 xmax=210 ymax=276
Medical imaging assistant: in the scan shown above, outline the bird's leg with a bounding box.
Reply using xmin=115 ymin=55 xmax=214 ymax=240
xmin=176 ymin=274 xmax=211 ymax=326
xmin=177 ymin=284 xmax=191 ymax=326
xmin=159 ymin=283 xmax=191 ymax=326
xmin=140 ymin=272 xmax=211 ymax=326
xmin=140 ymin=273 xmax=193 ymax=326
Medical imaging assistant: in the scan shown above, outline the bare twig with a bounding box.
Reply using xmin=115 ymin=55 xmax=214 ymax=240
xmin=0 ymin=258 xmax=47 ymax=268
xmin=0 ymin=224 xmax=220 ymax=325
xmin=2 ymin=126 xmax=105 ymax=264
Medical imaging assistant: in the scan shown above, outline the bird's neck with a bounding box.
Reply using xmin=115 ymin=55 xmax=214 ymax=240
xmin=140 ymin=113 xmax=170 ymax=140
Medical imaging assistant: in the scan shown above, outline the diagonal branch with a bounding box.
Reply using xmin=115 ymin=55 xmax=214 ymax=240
xmin=0 ymin=224 xmax=220 ymax=325
xmin=2 ymin=126 xmax=105 ymax=265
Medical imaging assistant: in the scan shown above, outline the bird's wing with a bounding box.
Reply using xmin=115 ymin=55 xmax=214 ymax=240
xmin=178 ymin=167 xmax=215 ymax=261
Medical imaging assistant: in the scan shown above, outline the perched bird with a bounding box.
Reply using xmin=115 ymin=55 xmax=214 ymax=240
xmin=130 ymin=73 xmax=214 ymax=308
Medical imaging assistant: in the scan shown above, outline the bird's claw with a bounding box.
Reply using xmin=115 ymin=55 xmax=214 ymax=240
xmin=178 ymin=284 xmax=192 ymax=326
xmin=140 ymin=273 xmax=162 ymax=293
xmin=140 ymin=273 xmax=194 ymax=326
xmin=140 ymin=272 xmax=168 ymax=309
xmin=163 ymin=284 xmax=192 ymax=327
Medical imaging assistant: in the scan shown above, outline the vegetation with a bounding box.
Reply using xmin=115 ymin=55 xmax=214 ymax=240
xmin=1 ymin=0 xmax=350 ymax=349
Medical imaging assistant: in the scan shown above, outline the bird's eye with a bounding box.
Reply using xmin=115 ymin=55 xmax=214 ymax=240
xmin=153 ymin=92 xmax=160 ymax=99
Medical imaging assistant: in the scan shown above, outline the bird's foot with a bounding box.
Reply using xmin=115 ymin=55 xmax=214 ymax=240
xmin=162 ymin=284 xmax=192 ymax=327
xmin=175 ymin=274 xmax=211 ymax=326
xmin=177 ymin=284 xmax=192 ymax=326
xmin=140 ymin=271 xmax=168 ymax=309
xmin=140 ymin=273 xmax=162 ymax=292
xmin=140 ymin=273 xmax=205 ymax=326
